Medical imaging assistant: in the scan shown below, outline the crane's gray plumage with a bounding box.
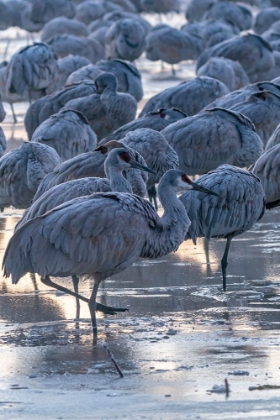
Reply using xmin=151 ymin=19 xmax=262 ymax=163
xmin=230 ymin=91 xmax=280 ymax=146
xmin=119 ymin=128 xmax=179 ymax=194
xmin=105 ymin=18 xmax=146 ymax=62
xmin=140 ymin=0 xmax=180 ymax=13
xmin=0 ymin=95 xmax=6 ymax=123
xmin=0 ymin=142 xmax=61 ymax=211
xmin=41 ymin=17 xmax=89 ymax=42
xmin=0 ymin=126 xmax=6 ymax=158
xmin=30 ymin=110 xmax=97 ymax=161
xmin=66 ymin=59 xmax=143 ymax=102
xmin=24 ymin=81 xmax=97 ymax=140
xmin=197 ymin=57 xmax=249 ymax=91
xmin=16 ymin=147 xmax=153 ymax=230
xmin=0 ymin=1 xmax=20 ymax=30
xmin=196 ymin=34 xmax=275 ymax=83
xmin=161 ymin=108 xmax=263 ymax=175
xmin=180 ymin=164 xmax=266 ymax=289
xmin=46 ymin=34 xmax=105 ymax=63
xmin=46 ymin=55 xmax=91 ymax=95
xmin=30 ymin=0 xmax=76 ymax=24
xmin=3 ymin=169 xmax=199 ymax=331
xmin=203 ymin=1 xmax=252 ymax=31
xmin=139 ymin=77 xmax=229 ymax=118
xmin=74 ymin=0 xmax=118 ymax=26
xmin=185 ymin=0 xmax=215 ymax=22
xmin=266 ymin=123 xmax=280 ymax=150
xmin=6 ymin=43 xmax=58 ymax=99
xmin=62 ymin=72 xmax=137 ymax=140
xmin=203 ymin=81 xmax=280 ymax=111
xmin=100 ymin=108 xmax=186 ymax=144
xmin=251 ymin=144 xmax=280 ymax=208
xmin=146 ymin=24 xmax=205 ymax=66
xmin=32 ymin=140 xmax=149 ymax=200
xmin=253 ymin=7 xmax=280 ymax=34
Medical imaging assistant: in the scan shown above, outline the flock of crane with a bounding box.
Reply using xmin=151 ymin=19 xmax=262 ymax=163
xmin=1 ymin=0 xmax=280 ymax=335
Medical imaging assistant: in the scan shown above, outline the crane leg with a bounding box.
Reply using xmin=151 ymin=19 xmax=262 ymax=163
xmin=171 ymin=65 xmax=176 ymax=76
xmin=72 ymin=275 xmax=80 ymax=319
xmin=221 ymin=236 xmax=233 ymax=291
xmin=10 ymin=104 xmax=17 ymax=124
xmin=41 ymin=276 xmax=128 ymax=315
xmin=88 ymin=280 xmax=100 ymax=335
xmin=148 ymin=185 xmax=158 ymax=210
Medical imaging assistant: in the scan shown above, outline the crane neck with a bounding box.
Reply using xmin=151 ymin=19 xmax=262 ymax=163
xmin=158 ymin=177 xmax=189 ymax=230
xmin=105 ymin=164 xmax=132 ymax=193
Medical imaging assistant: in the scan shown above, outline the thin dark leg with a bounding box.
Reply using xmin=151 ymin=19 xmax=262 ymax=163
xmin=171 ymin=65 xmax=176 ymax=76
xmin=72 ymin=274 xmax=80 ymax=319
xmin=221 ymin=236 xmax=233 ymax=292
xmin=40 ymin=276 xmax=128 ymax=315
xmin=10 ymin=104 xmax=17 ymax=124
xmin=88 ymin=281 xmax=100 ymax=336
xmin=148 ymin=185 xmax=158 ymax=210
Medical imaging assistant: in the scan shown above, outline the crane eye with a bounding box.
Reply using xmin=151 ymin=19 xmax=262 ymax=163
xmin=182 ymin=174 xmax=191 ymax=183
xmin=119 ymin=152 xmax=131 ymax=162
xmin=100 ymin=146 xmax=107 ymax=154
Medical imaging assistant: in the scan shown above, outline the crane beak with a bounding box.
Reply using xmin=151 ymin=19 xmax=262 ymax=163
xmin=191 ymin=182 xmax=219 ymax=197
xmin=130 ymin=159 xmax=156 ymax=174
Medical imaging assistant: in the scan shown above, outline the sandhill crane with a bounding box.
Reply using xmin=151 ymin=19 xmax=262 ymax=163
xmin=0 ymin=142 xmax=61 ymax=211
xmin=46 ymin=34 xmax=105 ymax=63
xmin=74 ymin=0 xmax=117 ymax=26
xmin=253 ymin=7 xmax=280 ymax=34
xmin=41 ymin=17 xmax=89 ymax=42
xmin=161 ymin=108 xmax=263 ymax=174
xmin=66 ymin=58 xmax=143 ymax=102
xmin=196 ymin=34 xmax=275 ymax=84
xmin=180 ymin=165 xmax=266 ymax=290
xmin=32 ymin=140 xmax=149 ymax=200
xmin=0 ymin=1 xmax=21 ymax=30
xmin=8 ymin=0 xmax=43 ymax=33
xmin=100 ymin=108 xmax=186 ymax=144
xmin=230 ymin=91 xmax=280 ymax=146
xmin=203 ymin=1 xmax=252 ymax=31
xmin=24 ymin=81 xmax=97 ymax=140
xmin=30 ymin=110 xmax=97 ymax=161
xmin=30 ymin=0 xmax=76 ymax=24
xmin=139 ymin=77 xmax=229 ymax=118
xmin=62 ymin=72 xmax=137 ymax=140
xmin=46 ymin=55 xmax=91 ymax=95
xmin=197 ymin=57 xmax=249 ymax=91
xmin=145 ymin=24 xmax=205 ymax=73
xmin=3 ymin=169 xmax=217 ymax=332
xmin=203 ymin=81 xmax=280 ymax=111
xmin=140 ymin=0 xmax=180 ymax=14
xmin=185 ymin=0 xmax=216 ymax=22
xmin=6 ymin=43 xmax=58 ymax=101
xmin=16 ymin=147 xmax=153 ymax=317
xmin=251 ymin=144 xmax=280 ymax=208
xmin=105 ymin=18 xmax=146 ymax=62
xmin=181 ymin=19 xmax=239 ymax=43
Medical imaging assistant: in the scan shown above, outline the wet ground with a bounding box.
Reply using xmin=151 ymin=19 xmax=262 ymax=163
xmin=1 ymin=7 xmax=280 ymax=420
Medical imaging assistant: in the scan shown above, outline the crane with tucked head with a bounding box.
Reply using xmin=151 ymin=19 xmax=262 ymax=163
xmin=180 ymin=165 xmax=266 ymax=291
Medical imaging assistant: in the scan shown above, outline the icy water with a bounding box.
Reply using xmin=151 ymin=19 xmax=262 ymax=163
xmin=0 ymin=9 xmax=280 ymax=420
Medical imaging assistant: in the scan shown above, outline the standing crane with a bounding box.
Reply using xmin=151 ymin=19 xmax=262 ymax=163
xmin=180 ymin=165 xmax=266 ymax=291
xmin=3 ymin=170 xmax=217 ymax=333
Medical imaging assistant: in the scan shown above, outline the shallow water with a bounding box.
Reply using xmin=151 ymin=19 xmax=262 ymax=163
xmin=0 ymin=7 xmax=280 ymax=420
